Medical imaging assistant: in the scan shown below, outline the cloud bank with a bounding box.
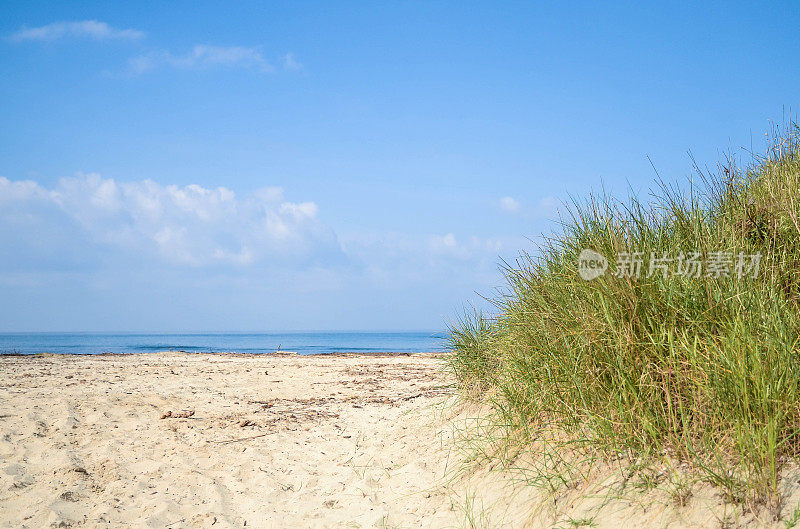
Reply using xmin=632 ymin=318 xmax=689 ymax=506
xmin=9 ymin=21 xmax=144 ymax=42
xmin=0 ymin=174 xmax=528 ymax=330
xmin=0 ymin=174 xmax=343 ymax=270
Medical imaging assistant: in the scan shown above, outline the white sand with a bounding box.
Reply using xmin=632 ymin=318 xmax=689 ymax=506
xmin=0 ymin=352 xmax=459 ymax=528
xmin=4 ymin=352 xmax=799 ymax=529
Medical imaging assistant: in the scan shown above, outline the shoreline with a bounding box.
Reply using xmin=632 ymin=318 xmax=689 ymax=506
xmin=0 ymin=350 xmax=447 ymax=357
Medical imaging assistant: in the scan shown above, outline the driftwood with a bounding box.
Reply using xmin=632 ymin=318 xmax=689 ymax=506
xmin=160 ymin=409 xmax=195 ymax=419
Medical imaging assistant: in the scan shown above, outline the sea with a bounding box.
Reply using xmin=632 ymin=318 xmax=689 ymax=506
xmin=0 ymin=331 xmax=447 ymax=355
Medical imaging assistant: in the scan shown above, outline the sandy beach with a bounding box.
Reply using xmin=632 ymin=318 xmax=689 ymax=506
xmin=0 ymin=352 xmax=459 ymax=528
xmin=6 ymin=352 xmax=800 ymax=529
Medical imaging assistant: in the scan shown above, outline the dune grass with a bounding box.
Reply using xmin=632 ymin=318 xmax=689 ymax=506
xmin=447 ymin=122 xmax=800 ymax=514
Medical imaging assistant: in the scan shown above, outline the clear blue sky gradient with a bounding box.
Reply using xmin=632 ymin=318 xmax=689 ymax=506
xmin=1 ymin=2 xmax=799 ymax=331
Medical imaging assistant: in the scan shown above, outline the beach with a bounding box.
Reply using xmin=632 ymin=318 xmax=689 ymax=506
xmin=5 ymin=352 xmax=800 ymax=529
xmin=0 ymin=352 xmax=458 ymax=528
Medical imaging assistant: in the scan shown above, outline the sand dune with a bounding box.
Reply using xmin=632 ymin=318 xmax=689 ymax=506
xmin=5 ymin=352 xmax=796 ymax=529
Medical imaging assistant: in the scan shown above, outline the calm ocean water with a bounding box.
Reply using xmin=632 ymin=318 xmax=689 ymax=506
xmin=0 ymin=332 xmax=446 ymax=355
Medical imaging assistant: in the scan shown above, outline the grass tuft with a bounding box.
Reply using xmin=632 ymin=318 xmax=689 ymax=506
xmin=447 ymin=121 xmax=800 ymax=515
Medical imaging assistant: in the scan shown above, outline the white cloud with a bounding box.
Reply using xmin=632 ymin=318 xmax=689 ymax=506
xmin=280 ymin=201 xmax=318 ymax=219
xmin=0 ymin=177 xmax=48 ymax=201
xmin=0 ymin=174 xmax=343 ymax=268
xmin=428 ymin=233 xmax=505 ymax=261
xmin=497 ymin=195 xmax=559 ymax=217
xmin=437 ymin=233 xmax=457 ymax=248
xmin=9 ymin=20 xmax=144 ymax=42
xmin=499 ymin=196 xmax=521 ymax=213
xmin=128 ymin=45 xmax=273 ymax=75
xmin=282 ymin=53 xmax=303 ymax=71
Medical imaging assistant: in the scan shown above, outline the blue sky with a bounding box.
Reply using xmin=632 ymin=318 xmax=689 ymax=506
xmin=1 ymin=1 xmax=799 ymax=331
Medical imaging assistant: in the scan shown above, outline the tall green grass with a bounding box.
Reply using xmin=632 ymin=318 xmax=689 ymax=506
xmin=448 ymin=122 xmax=800 ymax=513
